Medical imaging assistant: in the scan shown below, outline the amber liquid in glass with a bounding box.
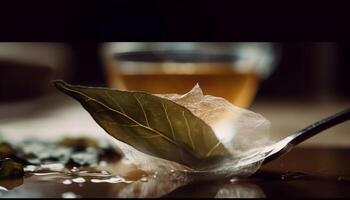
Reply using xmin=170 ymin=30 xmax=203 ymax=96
xmin=106 ymin=62 xmax=259 ymax=108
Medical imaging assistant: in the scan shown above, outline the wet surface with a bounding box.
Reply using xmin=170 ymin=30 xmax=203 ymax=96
xmin=0 ymin=159 xmax=148 ymax=198
xmin=0 ymin=147 xmax=350 ymax=198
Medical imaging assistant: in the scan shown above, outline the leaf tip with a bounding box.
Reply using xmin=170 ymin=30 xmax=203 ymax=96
xmin=51 ymin=80 xmax=72 ymax=93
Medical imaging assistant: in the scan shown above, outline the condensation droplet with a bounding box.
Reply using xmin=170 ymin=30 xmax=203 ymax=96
xmin=63 ymin=180 xmax=72 ymax=185
xmin=101 ymin=170 xmax=109 ymax=175
xmin=152 ymin=172 xmax=158 ymax=178
xmin=90 ymin=177 xmax=133 ymax=184
xmin=71 ymin=167 xmax=79 ymax=172
xmin=33 ymin=172 xmax=62 ymax=176
xmin=140 ymin=177 xmax=148 ymax=182
xmin=72 ymin=177 xmax=86 ymax=183
xmin=62 ymin=192 xmax=79 ymax=198
xmin=229 ymin=178 xmax=238 ymax=183
xmin=110 ymin=177 xmax=123 ymax=182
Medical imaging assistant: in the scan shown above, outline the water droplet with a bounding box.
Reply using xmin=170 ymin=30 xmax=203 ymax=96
xmin=62 ymin=180 xmax=72 ymax=185
xmin=71 ymin=166 xmax=79 ymax=172
xmin=152 ymin=172 xmax=158 ymax=178
xmin=62 ymin=192 xmax=79 ymax=198
xmin=34 ymin=172 xmax=62 ymax=176
xmin=91 ymin=179 xmax=102 ymax=183
xmin=140 ymin=177 xmax=148 ymax=182
xmin=90 ymin=177 xmax=133 ymax=184
xmin=229 ymin=178 xmax=237 ymax=183
xmin=101 ymin=170 xmax=109 ymax=175
xmin=110 ymin=177 xmax=123 ymax=182
xmin=77 ymin=171 xmax=111 ymax=177
xmin=72 ymin=177 xmax=86 ymax=183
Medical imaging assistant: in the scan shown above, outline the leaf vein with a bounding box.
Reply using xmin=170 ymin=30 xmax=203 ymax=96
xmin=139 ymin=135 xmax=162 ymax=139
xmin=105 ymin=121 xmax=140 ymax=127
xmin=206 ymin=141 xmax=222 ymax=157
xmin=56 ymin=83 xmax=177 ymax=145
xmin=162 ymin=102 xmax=176 ymax=141
xmin=134 ymin=94 xmax=150 ymax=127
xmin=104 ymin=91 xmax=126 ymax=114
xmin=182 ymin=111 xmax=195 ymax=150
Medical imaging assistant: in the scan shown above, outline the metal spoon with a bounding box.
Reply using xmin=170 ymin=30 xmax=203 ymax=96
xmin=260 ymin=107 xmax=350 ymax=165
xmin=180 ymin=107 xmax=350 ymax=181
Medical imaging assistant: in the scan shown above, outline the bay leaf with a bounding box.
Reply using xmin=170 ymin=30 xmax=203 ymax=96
xmin=53 ymin=80 xmax=230 ymax=169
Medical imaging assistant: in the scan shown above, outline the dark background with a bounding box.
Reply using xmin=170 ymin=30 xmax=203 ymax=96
xmin=0 ymin=1 xmax=349 ymax=41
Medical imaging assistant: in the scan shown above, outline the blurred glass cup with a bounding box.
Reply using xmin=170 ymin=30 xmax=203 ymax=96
xmin=100 ymin=42 xmax=279 ymax=108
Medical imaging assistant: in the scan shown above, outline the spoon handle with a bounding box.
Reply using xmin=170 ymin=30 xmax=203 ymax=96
xmin=290 ymin=107 xmax=350 ymax=146
xmin=262 ymin=107 xmax=350 ymax=165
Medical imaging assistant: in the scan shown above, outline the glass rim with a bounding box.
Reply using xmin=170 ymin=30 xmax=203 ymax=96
xmin=100 ymin=42 xmax=281 ymax=78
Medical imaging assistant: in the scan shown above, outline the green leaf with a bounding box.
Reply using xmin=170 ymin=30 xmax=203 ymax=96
xmin=53 ymin=80 xmax=229 ymax=169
